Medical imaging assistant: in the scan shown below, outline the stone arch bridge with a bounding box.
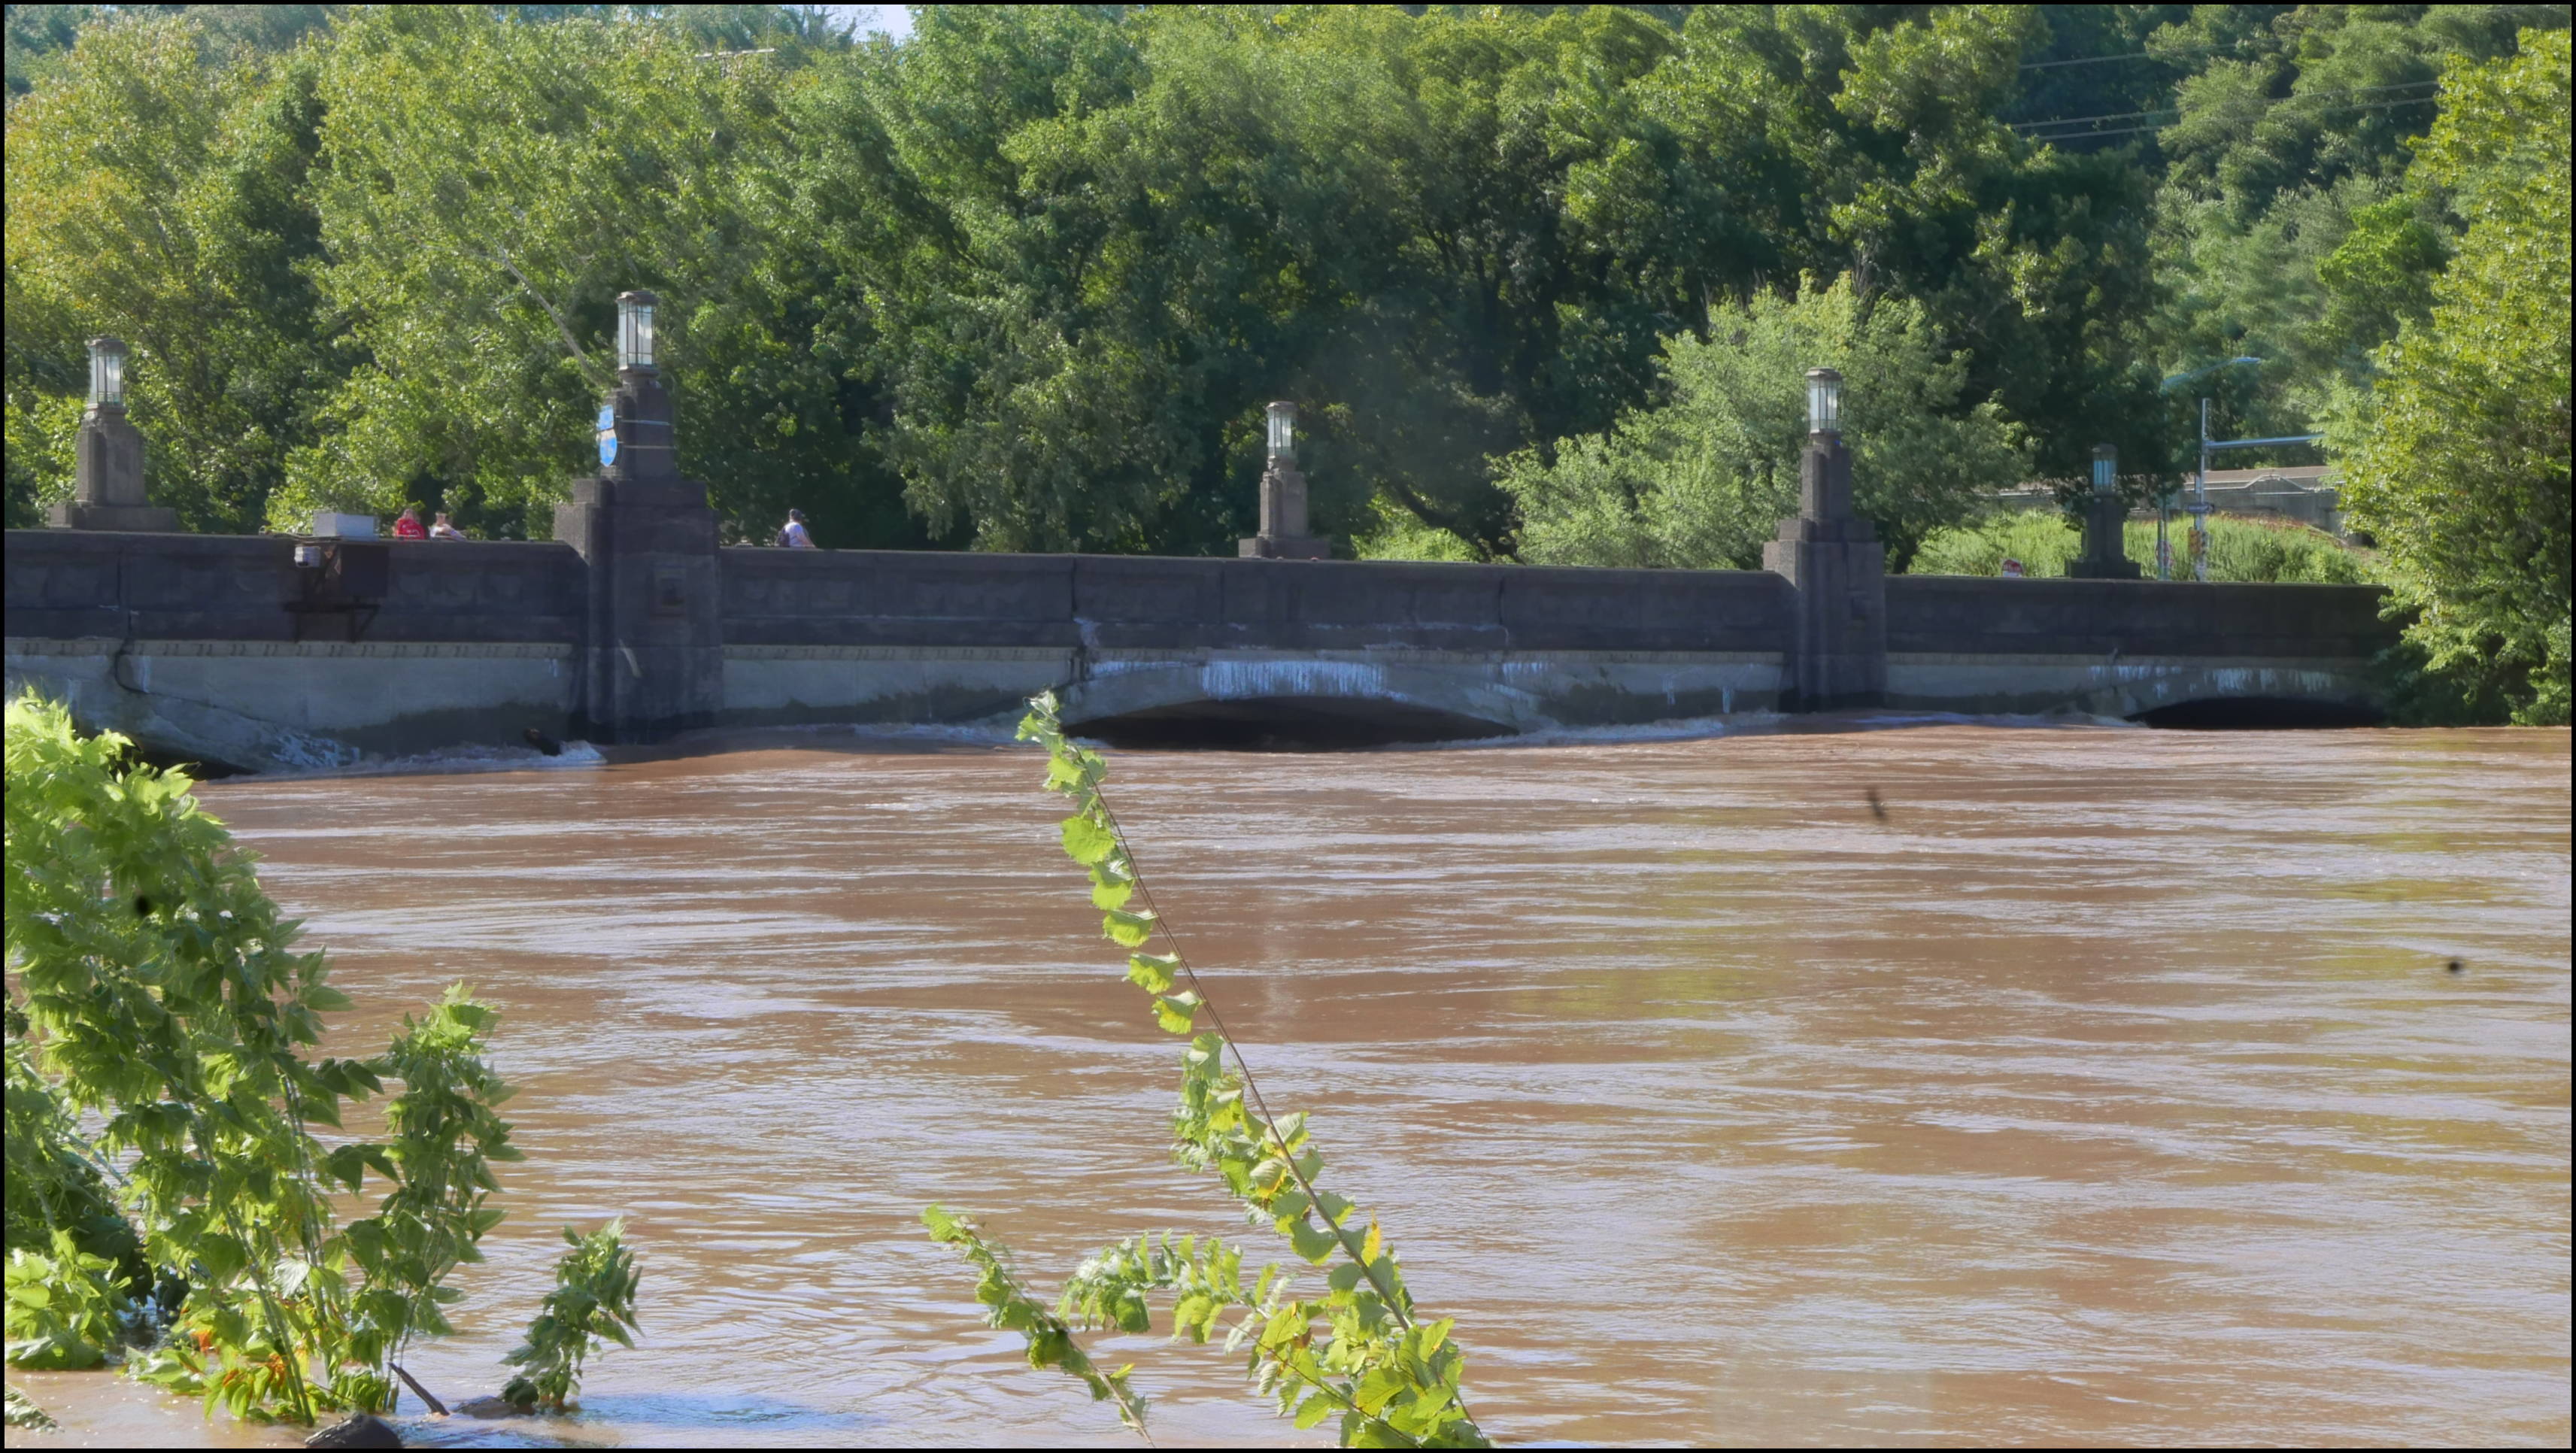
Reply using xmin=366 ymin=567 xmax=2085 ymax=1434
xmin=8 ymin=528 xmax=2395 ymax=774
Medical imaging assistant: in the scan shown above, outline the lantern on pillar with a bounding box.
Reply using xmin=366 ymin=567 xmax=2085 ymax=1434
xmin=2092 ymin=443 xmax=2118 ymax=493
xmin=1266 ymin=400 xmax=1297 ymax=460
xmin=88 ymin=337 xmax=127 ymax=410
xmin=617 ymin=290 xmax=657 ymax=372
xmin=1805 ymin=368 xmax=1842 ymax=437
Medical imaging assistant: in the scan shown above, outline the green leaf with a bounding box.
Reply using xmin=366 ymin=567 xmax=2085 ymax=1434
xmin=1286 ymin=1217 xmax=1340 ymax=1265
xmin=1124 ymin=953 xmax=1179 ymax=993
xmin=1060 ymin=815 xmax=1118 ymax=866
xmin=1153 ymin=993 xmax=1200 ymax=1034
xmin=323 ymin=1144 xmax=369 ymax=1192
xmin=1294 ymin=1389 xmax=1337 ymax=1430
xmin=1103 ymin=907 xmax=1157 ymax=948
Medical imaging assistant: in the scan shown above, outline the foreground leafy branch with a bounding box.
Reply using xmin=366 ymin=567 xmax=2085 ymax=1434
xmin=3 ymin=692 xmax=636 ymax=1423
xmin=922 ymin=693 xmax=1486 ymax=1448
xmin=921 ymin=1206 xmax=1150 ymax=1442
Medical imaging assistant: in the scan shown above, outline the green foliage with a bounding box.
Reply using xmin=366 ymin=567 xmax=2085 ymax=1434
xmin=5 ymin=691 xmax=560 ymax=1422
xmin=334 ymin=987 xmax=525 ymax=1377
xmin=920 ymin=1206 xmax=1147 ymax=1440
xmin=273 ymin=5 xmax=893 ymax=544
xmin=2148 ymin=5 xmax=2562 ymax=435
xmin=499 ymin=1221 xmax=639 ymax=1414
xmin=8 ymin=691 xmax=349 ymax=1418
xmin=5 ymin=12 xmax=344 ymax=532
xmin=1909 ymin=511 xmax=2381 ymax=584
xmin=6 ymin=4 xmax=2216 ymax=554
xmin=2328 ymin=27 xmax=2571 ymax=724
xmin=1491 ymin=275 xmax=2029 ymax=571
xmin=5 ymin=1382 xmax=57 ymax=1430
xmin=5 ymin=1030 xmax=147 ymax=1298
xmin=922 ymin=693 xmax=1485 ymax=1448
xmin=5 ymin=1230 xmax=133 ymax=1370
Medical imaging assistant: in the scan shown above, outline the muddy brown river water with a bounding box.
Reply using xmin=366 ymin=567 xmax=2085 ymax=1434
xmin=13 ymin=723 xmax=2571 ymax=1447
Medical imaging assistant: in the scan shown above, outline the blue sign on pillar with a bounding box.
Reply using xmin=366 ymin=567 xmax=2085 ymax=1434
xmin=596 ymin=404 xmax=618 ymax=467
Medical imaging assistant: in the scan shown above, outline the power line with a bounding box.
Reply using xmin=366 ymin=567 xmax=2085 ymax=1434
xmin=2028 ymin=93 xmax=2447 ymax=145
xmin=2019 ymin=41 xmax=2224 ymax=71
xmin=2012 ymin=78 xmax=2441 ymax=136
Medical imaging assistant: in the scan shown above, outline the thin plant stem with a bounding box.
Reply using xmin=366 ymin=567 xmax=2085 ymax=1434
xmin=1086 ymin=790 xmax=1477 ymax=1439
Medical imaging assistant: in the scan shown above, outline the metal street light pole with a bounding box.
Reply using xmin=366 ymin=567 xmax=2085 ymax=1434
xmin=2160 ymin=356 xmax=2262 ymax=583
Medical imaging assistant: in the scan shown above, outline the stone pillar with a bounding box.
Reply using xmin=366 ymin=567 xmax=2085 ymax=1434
xmin=50 ymin=341 xmax=177 ymax=532
xmin=2067 ymin=490 xmax=2144 ymax=578
xmin=1239 ymin=454 xmax=1330 ymax=560
xmin=1762 ymin=435 xmax=1886 ymax=711
xmin=553 ymin=365 xmax=724 ymax=743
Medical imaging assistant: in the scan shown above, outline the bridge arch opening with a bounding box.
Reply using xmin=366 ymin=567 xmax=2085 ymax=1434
xmin=2129 ymin=696 xmax=2385 ymax=730
xmin=1067 ymin=696 xmax=1516 ymax=751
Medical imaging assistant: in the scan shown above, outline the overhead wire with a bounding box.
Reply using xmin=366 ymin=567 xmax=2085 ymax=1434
xmin=2021 ymin=93 xmax=2448 ymax=146
xmin=2019 ymin=41 xmax=2225 ymax=71
xmin=2010 ymin=77 xmax=2441 ymax=135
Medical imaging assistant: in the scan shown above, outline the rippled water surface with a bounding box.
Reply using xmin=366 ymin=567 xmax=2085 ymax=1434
xmin=21 ymin=725 xmax=2572 ymax=1446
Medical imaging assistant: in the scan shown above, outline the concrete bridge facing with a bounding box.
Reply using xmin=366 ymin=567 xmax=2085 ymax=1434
xmin=6 ymin=525 xmax=2396 ymax=773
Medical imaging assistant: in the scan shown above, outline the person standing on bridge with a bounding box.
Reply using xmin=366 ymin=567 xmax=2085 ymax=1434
xmin=392 ymin=506 xmax=427 ymax=541
xmin=776 ymin=509 xmax=816 ymax=549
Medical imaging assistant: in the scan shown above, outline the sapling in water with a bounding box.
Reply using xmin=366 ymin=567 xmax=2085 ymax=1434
xmin=500 ymin=1220 xmax=640 ymax=1412
xmin=923 ymin=693 xmax=1488 ymax=1448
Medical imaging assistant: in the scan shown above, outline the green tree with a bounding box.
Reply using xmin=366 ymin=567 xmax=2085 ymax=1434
xmin=2329 ymin=27 xmax=2571 ymax=723
xmin=2149 ymin=5 xmax=2563 ymax=438
xmin=275 ymin=5 xmax=895 ymax=544
xmin=5 ymin=12 xmax=341 ymax=532
xmin=1492 ymin=275 xmax=2028 ymax=572
xmin=1638 ymin=5 xmax=2176 ymax=493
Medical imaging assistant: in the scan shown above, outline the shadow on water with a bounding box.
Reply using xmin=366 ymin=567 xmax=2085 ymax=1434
xmin=2130 ymin=696 xmax=2387 ymax=730
xmin=1070 ymin=694 xmax=1516 ymax=750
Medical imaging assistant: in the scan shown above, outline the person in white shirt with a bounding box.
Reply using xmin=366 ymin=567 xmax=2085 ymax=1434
xmin=778 ymin=509 xmax=815 ymax=548
xmin=429 ymin=512 xmax=466 ymax=541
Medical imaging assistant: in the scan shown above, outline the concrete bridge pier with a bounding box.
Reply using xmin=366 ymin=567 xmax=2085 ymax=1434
xmin=553 ymin=353 xmax=723 ymax=744
xmin=1762 ymin=429 xmax=1887 ymax=711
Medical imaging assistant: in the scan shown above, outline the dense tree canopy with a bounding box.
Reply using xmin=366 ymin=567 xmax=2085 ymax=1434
xmin=5 ymin=5 xmax=2568 ymax=712
xmin=1496 ymin=276 xmax=2028 ymax=571
xmin=2329 ymin=27 xmax=2569 ymax=723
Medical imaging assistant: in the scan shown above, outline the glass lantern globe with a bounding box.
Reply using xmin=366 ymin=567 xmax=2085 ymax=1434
xmin=1804 ymin=368 xmax=1842 ymax=435
xmin=2092 ymin=444 xmax=2118 ymax=493
xmin=88 ymin=337 xmax=127 ymax=408
xmin=1266 ymin=401 xmax=1297 ymax=459
xmin=617 ymin=290 xmax=658 ymax=372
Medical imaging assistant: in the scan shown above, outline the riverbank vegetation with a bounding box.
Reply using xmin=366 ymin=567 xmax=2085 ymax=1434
xmin=1908 ymin=511 xmax=2382 ymax=584
xmin=4 ymin=5 xmax=2565 ymax=717
xmin=923 ymin=693 xmax=1485 ymax=1448
xmin=2 ymin=692 xmax=638 ymax=1430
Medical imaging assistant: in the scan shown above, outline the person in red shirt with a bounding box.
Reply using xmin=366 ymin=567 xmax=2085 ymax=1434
xmin=392 ymin=507 xmax=428 ymax=541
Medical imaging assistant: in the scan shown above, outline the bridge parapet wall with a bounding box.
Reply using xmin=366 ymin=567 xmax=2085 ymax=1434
xmin=5 ymin=529 xmax=585 ymax=645
xmin=1883 ymin=575 xmax=2399 ymax=718
xmin=1883 ymin=576 xmax=2398 ymax=660
xmin=718 ymin=548 xmax=1792 ymax=653
xmin=8 ymin=524 xmax=2412 ymax=766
